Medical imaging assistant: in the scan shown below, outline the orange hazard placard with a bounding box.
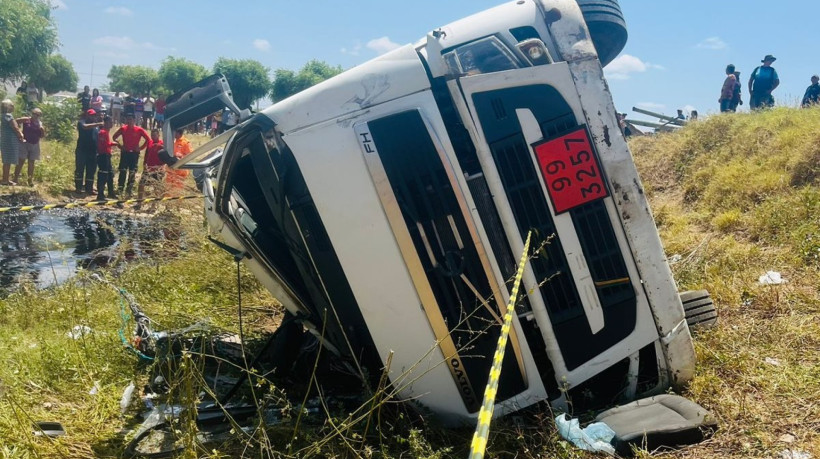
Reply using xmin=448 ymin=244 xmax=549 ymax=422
xmin=533 ymin=126 xmax=608 ymax=214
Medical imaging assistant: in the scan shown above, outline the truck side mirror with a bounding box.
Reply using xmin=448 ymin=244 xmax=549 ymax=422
xmin=162 ymin=74 xmax=250 ymax=144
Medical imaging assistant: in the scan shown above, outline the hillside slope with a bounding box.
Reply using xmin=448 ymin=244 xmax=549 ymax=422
xmin=630 ymin=107 xmax=820 ymax=458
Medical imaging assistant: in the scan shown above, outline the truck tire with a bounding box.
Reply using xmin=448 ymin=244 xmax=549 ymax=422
xmin=679 ymin=290 xmax=718 ymax=330
xmin=576 ymin=0 xmax=628 ymax=67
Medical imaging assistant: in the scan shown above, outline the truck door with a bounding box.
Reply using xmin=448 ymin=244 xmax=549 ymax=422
xmin=450 ymin=62 xmax=660 ymax=383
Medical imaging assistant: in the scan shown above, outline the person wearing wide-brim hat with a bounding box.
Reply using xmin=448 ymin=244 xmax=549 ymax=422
xmin=749 ymin=54 xmax=780 ymax=110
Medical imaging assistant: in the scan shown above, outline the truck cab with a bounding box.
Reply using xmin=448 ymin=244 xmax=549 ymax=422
xmin=172 ymin=0 xmax=695 ymax=423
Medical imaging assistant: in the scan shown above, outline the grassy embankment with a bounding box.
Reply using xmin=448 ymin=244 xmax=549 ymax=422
xmin=0 ymin=107 xmax=818 ymax=458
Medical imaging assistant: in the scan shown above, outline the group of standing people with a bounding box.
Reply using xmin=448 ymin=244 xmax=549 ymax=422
xmin=718 ymin=54 xmax=820 ymax=111
xmin=73 ymin=108 xmax=191 ymax=201
xmin=0 ymin=99 xmax=45 ymax=186
xmin=77 ymin=86 xmax=166 ymax=130
xmin=719 ymin=54 xmax=781 ymax=112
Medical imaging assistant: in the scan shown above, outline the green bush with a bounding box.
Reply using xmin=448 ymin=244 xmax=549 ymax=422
xmin=38 ymin=98 xmax=80 ymax=144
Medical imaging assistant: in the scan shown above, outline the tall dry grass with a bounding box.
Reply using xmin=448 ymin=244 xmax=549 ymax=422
xmin=0 ymin=107 xmax=817 ymax=457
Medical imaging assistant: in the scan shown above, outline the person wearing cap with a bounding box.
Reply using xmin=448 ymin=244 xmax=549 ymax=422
xmin=14 ymin=108 xmax=46 ymax=186
xmin=75 ymin=109 xmax=104 ymax=193
xmin=749 ymin=55 xmax=780 ymax=110
xmin=111 ymin=113 xmax=150 ymax=196
xmin=801 ymin=75 xmax=820 ymax=108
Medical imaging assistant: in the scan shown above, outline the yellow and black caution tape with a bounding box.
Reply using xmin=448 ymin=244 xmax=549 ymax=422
xmin=0 ymin=195 xmax=202 ymax=213
xmin=469 ymin=231 xmax=532 ymax=459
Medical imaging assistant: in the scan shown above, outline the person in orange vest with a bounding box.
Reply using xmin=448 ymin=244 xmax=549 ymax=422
xmin=166 ymin=128 xmax=192 ymax=193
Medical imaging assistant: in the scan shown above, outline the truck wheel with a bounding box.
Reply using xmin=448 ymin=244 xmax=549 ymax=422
xmin=679 ymin=290 xmax=718 ymax=330
xmin=576 ymin=0 xmax=628 ymax=67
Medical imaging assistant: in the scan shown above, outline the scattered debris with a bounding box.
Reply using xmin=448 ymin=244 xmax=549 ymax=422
xmin=554 ymin=413 xmax=616 ymax=455
xmin=88 ymin=382 xmax=100 ymax=396
xmin=121 ymin=381 xmax=136 ymax=414
xmin=765 ymin=357 xmax=782 ymax=367
xmin=669 ymin=254 xmax=683 ymax=264
xmin=779 ymin=449 xmax=812 ymax=459
xmin=33 ymin=421 xmax=65 ymax=438
xmin=66 ymin=325 xmax=92 ymax=339
xmin=759 ymin=271 xmax=787 ymax=285
xmin=778 ymin=433 xmax=797 ymax=443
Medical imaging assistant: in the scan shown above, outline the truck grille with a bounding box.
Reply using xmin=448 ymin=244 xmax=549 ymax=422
xmin=472 ymin=85 xmax=637 ymax=370
xmin=367 ymin=110 xmax=527 ymax=410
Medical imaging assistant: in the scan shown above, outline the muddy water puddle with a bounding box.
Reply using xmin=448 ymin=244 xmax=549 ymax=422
xmin=0 ymin=200 xmax=182 ymax=294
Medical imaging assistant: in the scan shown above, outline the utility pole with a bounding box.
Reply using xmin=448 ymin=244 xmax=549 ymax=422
xmin=89 ymin=54 xmax=95 ymax=88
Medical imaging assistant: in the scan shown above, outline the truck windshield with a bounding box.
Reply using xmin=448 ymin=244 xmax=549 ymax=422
xmin=443 ymin=36 xmax=520 ymax=76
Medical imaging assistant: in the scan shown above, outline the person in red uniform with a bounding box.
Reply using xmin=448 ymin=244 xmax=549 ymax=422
xmin=96 ymin=116 xmax=121 ymax=200
xmin=153 ymin=95 xmax=166 ymax=129
xmin=138 ymin=128 xmax=165 ymax=201
xmin=112 ymin=113 xmax=150 ymax=196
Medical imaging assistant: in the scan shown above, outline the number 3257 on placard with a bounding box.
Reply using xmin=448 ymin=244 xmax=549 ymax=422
xmin=533 ymin=126 xmax=609 ymax=215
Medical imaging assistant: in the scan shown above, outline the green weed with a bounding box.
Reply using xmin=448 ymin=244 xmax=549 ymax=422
xmin=0 ymin=107 xmax=818 ymax=457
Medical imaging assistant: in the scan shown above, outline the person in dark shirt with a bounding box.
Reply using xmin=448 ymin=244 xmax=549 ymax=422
xmin=802 ymin=75 xmax=820 ymax=108
xmin=730 ymin=71 xmax=743 ymax=112
xmin=78 ymin=86 xmax=92 ymax=112
xmin=74 ymin=109 xmax=103 ymax=194
xmin=123 ymin=95 xmax=136 ymax=117
xmin=15 ymin=107 xmax=45 ymax=186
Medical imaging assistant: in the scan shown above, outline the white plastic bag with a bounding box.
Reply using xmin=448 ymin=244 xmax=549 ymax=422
xmin=555 ymin=413 xmax=616 ymax=455
xmin=759 ymin=271 xmax=787 ymax=285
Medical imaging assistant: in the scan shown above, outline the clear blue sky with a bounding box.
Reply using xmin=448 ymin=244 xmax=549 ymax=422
xmin=51 ymin=0 xmax=813 ymax=121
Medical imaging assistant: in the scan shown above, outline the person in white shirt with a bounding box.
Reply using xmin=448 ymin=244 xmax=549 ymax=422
xmin=225 ymin=111 xmax=238 ymax=129
xmin=110 ymin=92 xmax=124 ymax=125
xmin=143 ymin=95 xmax=155 ymax=128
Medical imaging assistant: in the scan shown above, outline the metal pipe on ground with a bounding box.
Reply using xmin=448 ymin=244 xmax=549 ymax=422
xmin=632 ymin=107 xmax=687 ymax=126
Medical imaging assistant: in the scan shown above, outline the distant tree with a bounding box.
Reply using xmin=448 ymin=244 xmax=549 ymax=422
xmin=158 ymin=56 xmax=207 ymax=95
xmin=107 ymin=65 xmax=159 ymax=95
xmin=28 ymin=54 xmax=78 ymax=95
xmin=0 ymin=0 xmax=59 ymax=80
xmin=212 ymin=57 xmax=270 ymax=109
xmin=270 ymin=60 xmax=343 ymax=102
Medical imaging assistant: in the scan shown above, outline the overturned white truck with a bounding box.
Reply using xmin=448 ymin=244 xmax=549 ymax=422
xmin=167 ymin=0 xmax=698 ymax=423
